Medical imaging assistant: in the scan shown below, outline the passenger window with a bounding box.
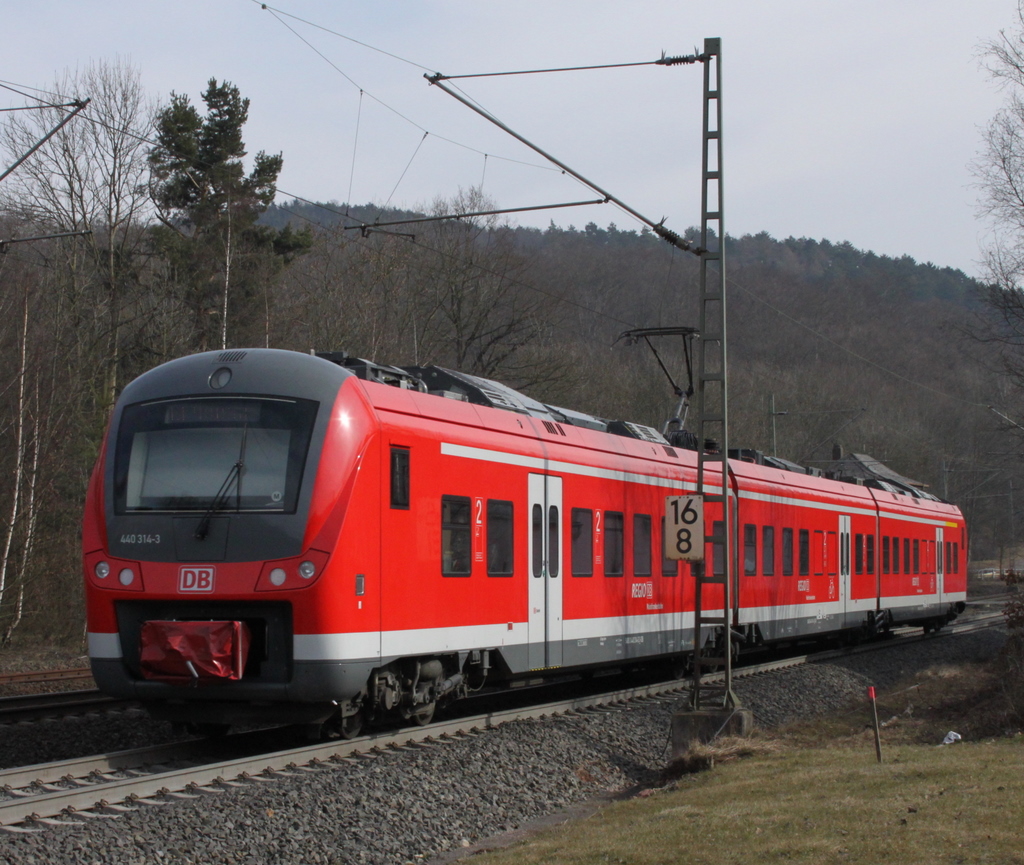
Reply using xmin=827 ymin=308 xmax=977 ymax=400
xmin=604 ymin=511 xmax=624 ymax=576
xmin=762 ymin=526 xmax=775 ymax=576
xmin=744 ymin=524 xmax=757 ymax=576
xmin=953 ymin=542 xmax=959 ymax=573
xmin=855 ymin=534 xmax=864 ymax=575
xmin=799 ymin=529 xmax=809 ymax=576
xmin=661 ymin=517 xmax=678 ymax=576
xmin=713 ymin=520 xmax=725 ymax=576
xmin=390 ymin=448 xmax=410 ymax=509
xmin=486 ymin=500 xmax=513 ymax=576
xmin=903 ymin=538 xmax=910 ymax=574
xmin=866 ymin=534 xmax=875 ymax=575
xmin=882 ymin=537 xmax=890 ymax=574
xmin=634 ymin=514 xmax=652 ymax=577
xmin=892 ymin=536 xmax=900 ymax=574
xmin=913 ymin=539 xmax=920 ymax=574
xmin=441 ymin=496 xmax=471 ymax=576
xmin=571 ymin=509 xmax=593 ymax=576
xmin=782 ymin=528 xmax=794 ymax=576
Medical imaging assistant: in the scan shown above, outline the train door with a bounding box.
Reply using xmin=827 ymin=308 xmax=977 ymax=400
xmin=935 ymin=526 xmax=944 ymax=604
xmin=527 ymin=474 xmax=563 ymax=669
xmin=838 ymin=515 xmax=851 ymax=623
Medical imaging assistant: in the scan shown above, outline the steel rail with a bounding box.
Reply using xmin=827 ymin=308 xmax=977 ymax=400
xmin=0 ymin=615 xmax=1004 ymax=831
xmin=0 ymin=667 xmax=93 ymax=687
xmin=0 ymin=690 xmax=126 ymax=724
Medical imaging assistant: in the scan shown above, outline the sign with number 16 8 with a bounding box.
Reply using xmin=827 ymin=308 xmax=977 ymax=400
xmin=664 ymin=495 xmax=704 ymax=562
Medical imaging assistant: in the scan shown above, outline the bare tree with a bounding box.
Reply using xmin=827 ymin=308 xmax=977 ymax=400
xmin=0 ymin=58 xmax=154 ymax=403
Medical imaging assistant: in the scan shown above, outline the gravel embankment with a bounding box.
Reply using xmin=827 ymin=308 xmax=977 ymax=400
xmin=0 ymin=628 xmax=1006 ymax=865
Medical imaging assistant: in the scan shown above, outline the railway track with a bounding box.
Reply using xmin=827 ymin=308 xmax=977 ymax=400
xmin=0 ymin=667 xmax=92 ymax=688
xmin=0 ymin=612 xmax=1004 ymax=833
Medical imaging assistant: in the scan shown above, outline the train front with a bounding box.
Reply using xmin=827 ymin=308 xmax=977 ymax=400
xmin=82 ymin=349 xmax=374 ymax=730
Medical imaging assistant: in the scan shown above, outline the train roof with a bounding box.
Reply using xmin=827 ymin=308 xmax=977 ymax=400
xmin=316 ymin=350 xmax=949 ymax=507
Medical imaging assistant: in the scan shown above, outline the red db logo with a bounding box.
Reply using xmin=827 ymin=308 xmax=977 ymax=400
xmin=179 ymin=566 xmax=215 ymax=593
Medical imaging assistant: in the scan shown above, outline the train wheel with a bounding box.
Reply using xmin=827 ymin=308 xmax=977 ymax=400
xmin=338 ymin=710 xmax=364 ymax=740
xmin=411 ymin=701 xmax=436 ymax=726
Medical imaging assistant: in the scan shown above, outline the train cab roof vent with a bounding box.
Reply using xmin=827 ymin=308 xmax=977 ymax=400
xmin=216 ymin=350 xmax=248 ymax=363
xmin=607 ymin=420 xmax=669 ymax=444
xmin=663 ymin=446 xmax=678 ymax=458
xmin=542 ymin=420 xmax=567 ymax=436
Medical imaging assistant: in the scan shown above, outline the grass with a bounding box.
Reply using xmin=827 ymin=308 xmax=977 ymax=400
xmin=468 ymin=650 xmax=1024 ymax=865
xmin=473 ymin=741 xmax=1024 ymax=865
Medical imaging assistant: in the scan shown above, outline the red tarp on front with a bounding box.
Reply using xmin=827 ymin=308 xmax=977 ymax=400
xmin=139 ymin=620 xmax=251 ymax=684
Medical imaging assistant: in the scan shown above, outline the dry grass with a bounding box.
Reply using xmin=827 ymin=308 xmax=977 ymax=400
xmin=465 ymin=649 xmax=1024 ymax=865
xmin=472 ymin=740 xmax=1024 ymax=865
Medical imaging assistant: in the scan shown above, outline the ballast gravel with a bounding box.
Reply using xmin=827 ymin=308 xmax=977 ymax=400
xmin=0 ymin=627 xmax=1006 ymax=865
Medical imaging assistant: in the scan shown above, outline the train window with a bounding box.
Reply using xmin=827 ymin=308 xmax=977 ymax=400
xmin=892 ymin=536 xmax=899 ymax=574
xmin=532 ymin=504 xmax=543 ymax=577
xmin=661 ymin=517 xmax=678 ymax=576
xmin=903 ymin=538 xmax=910 ymax=574
xmin=115 ymin=396 xmax=318 ymax=515
xmin=634 ymin=515 xmax=652 ymax=577
xmin=762 ymin=526 xmax=775 ymax=576
xmin=798 ymin=529 xmax=810 ymax=576
xmin=953 ymin=542 xmax=959 ymax=573
xmin=487 ymin=500 xmax=514 ymax=576
xmin=390 ymin=448 xmax=410 ymax=509
xmin=441 ymin=496 xmax=472 ymax=576
xmin=604 ymin=512 xmax=624 ymax=576
xmin=713 ymin=521 xmax=725 ymax=576
xmin=548 ymin=506 xmax=560 ymax=578
xmin=854 ymin=534 xmax=864 ymax=575
xmin=913 ymin=539 xmax=920 ymax=574
xmin=866 ymin=535 xmax=875 ymax=575
xmin=782 ymin=528 xmax=794 ymax=576
xmin=882 ymin=537 xmax=890 ymax=574
xmin=571 ymin=509 xmax=593 ymax=576
xmin=827 ymin=531 xmax=837 ymax=576
xmin=743 ymin=524 xmax=757 ymax=576
xmin=813 ymin=530 xmax=824 ymax=576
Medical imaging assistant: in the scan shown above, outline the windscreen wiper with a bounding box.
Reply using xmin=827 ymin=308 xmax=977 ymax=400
xmin=194 ymin=426 xmax=248 ymax=540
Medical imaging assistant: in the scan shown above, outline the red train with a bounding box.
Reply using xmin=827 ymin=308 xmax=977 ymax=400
xmin=82 ymin=349 xmax=967 ymax=734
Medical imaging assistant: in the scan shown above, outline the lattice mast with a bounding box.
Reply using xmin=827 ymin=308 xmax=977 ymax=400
xmin=691 ymin=38 xmax=739 ymax=710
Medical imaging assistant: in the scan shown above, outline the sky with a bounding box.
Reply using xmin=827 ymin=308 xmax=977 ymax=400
xmin=1 ymin=0 xmax=1018 ymax=278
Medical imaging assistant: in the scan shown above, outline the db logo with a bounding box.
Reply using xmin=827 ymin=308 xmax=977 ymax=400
xmin=179 ymin=566 xmax=215 ymax=593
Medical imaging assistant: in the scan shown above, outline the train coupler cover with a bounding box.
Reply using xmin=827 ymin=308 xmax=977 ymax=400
xmin=139 ymin=620 xmax=251 ymax=684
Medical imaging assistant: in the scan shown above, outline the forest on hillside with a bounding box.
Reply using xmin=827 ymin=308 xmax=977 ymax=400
xmin=0 ymin=61 xmax=1021 ymax=646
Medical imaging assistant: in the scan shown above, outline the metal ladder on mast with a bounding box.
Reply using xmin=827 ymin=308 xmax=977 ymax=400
xmin=690 ymin=37 xmax=739 ymax=711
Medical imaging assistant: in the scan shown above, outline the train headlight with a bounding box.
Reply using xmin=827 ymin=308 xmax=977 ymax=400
xmin=94 ymin=561 xmax=110 ymax=579
xmin=298 ymin=560 xmax=316 ymax=579
xmin=118 ymin=567 xmax=136 ymax=586
xmin=269 ymin=567 xmax=287 ymax=586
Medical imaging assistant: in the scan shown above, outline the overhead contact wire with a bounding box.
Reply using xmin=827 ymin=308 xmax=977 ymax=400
xmin=257 ymin=5 xmax=556 ymax=173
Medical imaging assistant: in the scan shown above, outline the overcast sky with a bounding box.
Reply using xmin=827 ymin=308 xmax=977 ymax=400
xmin=2 ymin=1 xmax=1018 ymax=277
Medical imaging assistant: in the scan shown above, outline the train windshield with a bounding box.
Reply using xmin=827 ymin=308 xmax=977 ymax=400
xmin=113 ymin=397 xmax=319 ymax=514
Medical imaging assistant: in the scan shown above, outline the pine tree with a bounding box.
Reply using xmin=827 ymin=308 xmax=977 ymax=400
xmin=148 ymin=78 xmax=309 ymax=351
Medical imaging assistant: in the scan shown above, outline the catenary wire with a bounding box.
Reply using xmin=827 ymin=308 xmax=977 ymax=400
xmin=257 ymin=4 xmax=558 ymax=174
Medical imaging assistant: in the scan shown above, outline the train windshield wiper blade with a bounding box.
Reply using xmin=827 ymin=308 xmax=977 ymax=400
xmin=194 ymin=427 xmax=248 ymax=540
